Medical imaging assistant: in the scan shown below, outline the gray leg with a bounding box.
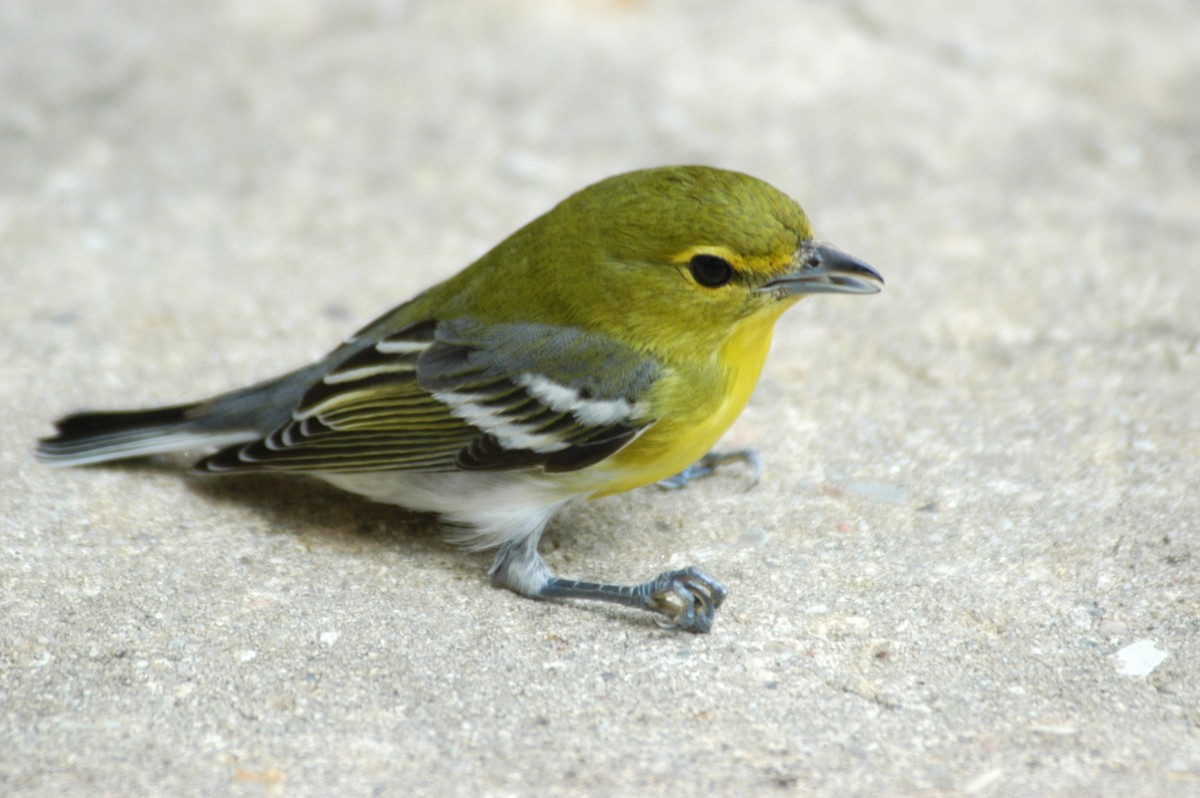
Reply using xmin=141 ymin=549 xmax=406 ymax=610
xmin=657 ymin=448 xmax=762 ymax=491
xmin=490 ymin=537 xmax=726 ymax=633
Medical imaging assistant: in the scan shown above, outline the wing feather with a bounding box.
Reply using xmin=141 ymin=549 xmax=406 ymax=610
xmin=197 ymin=319 xmax=660 ymax=475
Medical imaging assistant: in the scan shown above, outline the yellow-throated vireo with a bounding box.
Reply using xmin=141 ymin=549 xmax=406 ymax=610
xmin=37 ymin=166 xmax=882 ymax=633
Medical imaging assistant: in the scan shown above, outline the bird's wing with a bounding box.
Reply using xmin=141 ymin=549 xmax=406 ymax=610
xmin=197 ymin=318 xmax=659 ymax=474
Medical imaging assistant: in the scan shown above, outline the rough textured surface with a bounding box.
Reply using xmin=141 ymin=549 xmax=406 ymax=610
xmin=3 ymin=1 xmax=1198 ymax=795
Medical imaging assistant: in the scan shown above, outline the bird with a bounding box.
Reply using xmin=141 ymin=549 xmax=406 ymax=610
xmin=36 ymin=165 xmax=882 ymax=632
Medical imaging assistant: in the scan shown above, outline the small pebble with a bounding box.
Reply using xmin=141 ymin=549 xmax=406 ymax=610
xmin=1114 ymin=639 xmax=1167 ymax=677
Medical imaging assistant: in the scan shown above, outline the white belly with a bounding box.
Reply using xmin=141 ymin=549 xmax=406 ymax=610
xmin=315 ymin=469 xmax=579 ymax=552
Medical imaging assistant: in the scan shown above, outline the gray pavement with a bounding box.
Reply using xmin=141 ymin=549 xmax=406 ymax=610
xmin=3 ymin=1 xmax=1198 ymax=795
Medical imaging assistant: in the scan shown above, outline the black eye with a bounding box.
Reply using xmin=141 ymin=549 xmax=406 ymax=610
xmin=689 ymin=254 xmax=735 ymax=288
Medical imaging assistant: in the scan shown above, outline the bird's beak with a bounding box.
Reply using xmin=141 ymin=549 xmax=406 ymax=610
xmin=760 ymin=241 xmax=883 ymax=297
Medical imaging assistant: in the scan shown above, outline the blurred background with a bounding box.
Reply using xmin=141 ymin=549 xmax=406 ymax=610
xmin=3 ymin=1 xmax=1197 ymax=795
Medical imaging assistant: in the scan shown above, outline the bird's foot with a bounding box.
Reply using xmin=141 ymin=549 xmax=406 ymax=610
xmin=642 ymin=566 xmax=727 ymax=633
xmin=657 ymin=448 xmax=762 ymax=491
xmin=534 ymin=565 xmax=728 ymax=633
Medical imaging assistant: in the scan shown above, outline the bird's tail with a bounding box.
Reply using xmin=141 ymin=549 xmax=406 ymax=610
xmin=35 ymin=362 xmax=327 ymax=467
xmin=35 ymin=403 xmax=257 ymax=467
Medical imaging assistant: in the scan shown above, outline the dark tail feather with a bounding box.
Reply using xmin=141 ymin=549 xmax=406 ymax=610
xmin=36 ymin=402 xmax=261 ymax=467
xmin=36 ymin=361 xmax=329 ymax=467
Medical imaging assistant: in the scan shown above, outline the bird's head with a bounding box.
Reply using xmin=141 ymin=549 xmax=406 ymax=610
xmin=465 ymin=165 xmax=882 ymax=358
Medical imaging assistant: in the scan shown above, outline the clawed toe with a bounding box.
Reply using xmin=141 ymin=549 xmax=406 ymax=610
xmin=645 ymin=566 xmax=727 ymax=633
xmin=657 ymin=449 xmax=762 ymax=491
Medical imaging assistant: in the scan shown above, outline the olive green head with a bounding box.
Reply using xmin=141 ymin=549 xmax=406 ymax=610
xmin=436 ymin=165 xmax=881 ymax=356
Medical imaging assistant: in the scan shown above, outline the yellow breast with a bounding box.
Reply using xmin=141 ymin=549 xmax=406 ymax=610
xmin=584 ymin=303 xmax=792 ymax=498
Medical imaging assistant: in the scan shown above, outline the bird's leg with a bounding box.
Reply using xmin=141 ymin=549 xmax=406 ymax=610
xmin=656 ymin=448 xmax=762 ymax=491
xmin=538 ymin=567 xmax=727 ymax=633
xmin=490 ymin=536 xmax=727 ymax=633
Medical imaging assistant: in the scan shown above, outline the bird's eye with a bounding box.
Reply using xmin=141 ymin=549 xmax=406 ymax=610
xmin=689 ymin=254 xmax=735 ymax=288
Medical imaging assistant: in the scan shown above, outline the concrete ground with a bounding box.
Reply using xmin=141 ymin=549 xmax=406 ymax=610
xmin=3 ymin=1 xmax=1198 ymax=795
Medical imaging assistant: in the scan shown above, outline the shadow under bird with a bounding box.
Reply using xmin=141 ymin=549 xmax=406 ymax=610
xmin=37 ymin=165 xmax=882 ymax=632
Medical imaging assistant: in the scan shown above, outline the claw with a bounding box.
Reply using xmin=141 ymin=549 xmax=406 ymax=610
xmin=657 ymin=449 xmax=762 ymax=491
xmin=644 ymin=566 xmax=727 ymax=633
